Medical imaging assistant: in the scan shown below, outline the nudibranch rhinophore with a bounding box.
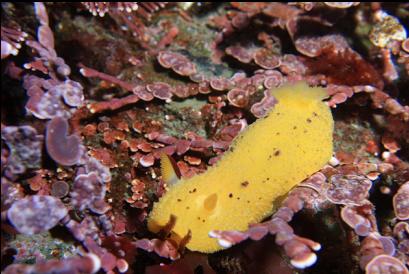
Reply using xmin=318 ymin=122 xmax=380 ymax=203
xmin=148 ymin=82 xmax=334 ymax=252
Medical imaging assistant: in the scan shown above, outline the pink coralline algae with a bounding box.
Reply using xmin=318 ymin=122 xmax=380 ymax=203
xmin=1 ymin=25 xmax=27 ymax=59
xmin=78 ymin=62 xmax=203 ymax=105
xmin=135 ymin=238 xmax=181 ymax=261
xmin=340 ymin=204 xmax=376 ymax=237
xmin=24 ymin=76 xmax=84 ymax=119
xmin=82 ymin=2 xmax=167 ymax=20
xmin=70 ymin=172 xmax=108 ymax=213
xmin=365 ymin=254 xmax=409 ymax=274
xmin=324 ymin=2 xmax=360 ymax=8
xmin=1 ymin=177 xmax=24 ymax=210
xmin=157 ymin=51 xmax=197 ymax=77
xmin=82 ymin=154 xmax=112 ymax=183
xmin=326 ymin=174 xmax=372 ymax=206
xmin=50 ymin=180 xmax=70 ymax=198
xmin=146 ymin=82 xmax=173 ymax=101
xmin=226 ymin=45 xmax=253 ymax=64
xmin=292 ymin=33 xmax=350 ymax=58
xmin=133 ymin=85 xmax=154 ymax=101
xmin=25 ymin=3 xmax=71 ymax=77
xmin=2 ymin=2 xmax=409 ymax=273
xmin=7 ymin=195 xmax=68 ymax=235
xmin=359 ymin=233 xmax=391 ymax=269
xmin=253 ymin=48 xmax=281 ymax=69
xmin=58 ymin=80 xmax=84 ymax=107
xmin=22 ymin=3 xmax=84 ymax=120
xmin=393 ymin=221 xmax=409 ymax=264
xmin=225 ymin=46 xmax=282 ymax=70
xmin=210 ymin=77 xmax=234 ymax=91
xmin=393 ymin=182 xmax=409 ymax=220
xmin=227 ymin=88 xmax=249 ymax=108
xmin=263 ymin=70 xmax=284 ymax=89
xmin=1 ymin=125 xmax=43 ymax=176
xmin=46 ymin=116 xmax=83 ymax=166
xmin=126 ymin=179 xmax=149 ymax=209
xmin=250 ymin=90 xmax=278 ymax=118
xmin=82 ymin=2 xmax=139 ymax=17
xmin=3 ymin=254 xmax=101 ymax=274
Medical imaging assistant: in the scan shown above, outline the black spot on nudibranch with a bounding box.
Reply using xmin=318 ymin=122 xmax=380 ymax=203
xmin=229 ymin=193 xmax=233 ymax=198
xmin=313 ymin=112 xmax=318 ymax=117
xmin=274 ymin=150 xmax=281 ymax=156
xmin=177 ymin=199 xmax=182 ymax=202
xmin=293 ymin=126 xmax=297 ymax=130
xmin=306 ymin=118 xmax=312 ymax=123
xmin=241 ymin=181 xmax=249 ymax=187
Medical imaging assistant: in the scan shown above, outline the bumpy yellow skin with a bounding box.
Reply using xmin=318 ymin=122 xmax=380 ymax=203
xmin=148 ymin=82 xmax=334 ymax=252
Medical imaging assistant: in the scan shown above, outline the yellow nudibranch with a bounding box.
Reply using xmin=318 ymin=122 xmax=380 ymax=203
xmin=148 ymin=82 xmax=334 ymax=252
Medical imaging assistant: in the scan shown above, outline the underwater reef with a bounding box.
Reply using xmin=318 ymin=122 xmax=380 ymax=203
xmin=1 ymin=2 xmax=408 ymax=274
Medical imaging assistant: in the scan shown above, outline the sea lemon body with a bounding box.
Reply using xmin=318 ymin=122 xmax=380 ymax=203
xmin=148 ymin=82 xmax=334 ymax=252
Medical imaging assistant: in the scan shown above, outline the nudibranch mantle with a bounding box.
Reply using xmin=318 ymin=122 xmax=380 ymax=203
xmin=148 ymin=82 xmax=334 ymax=252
